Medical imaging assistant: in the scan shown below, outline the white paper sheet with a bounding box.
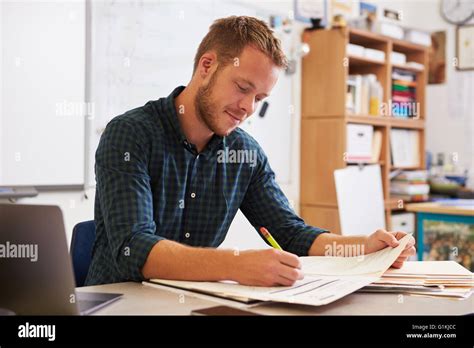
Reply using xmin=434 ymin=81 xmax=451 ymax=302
xmin=334 ymin=164 xmax=386 ymax=235
xmin=149 ymin=275 xmax=377 ymax=307
xmin=384 ymin=261 xmax=473 ymax=277
xmin=300 ymin=234 xmax=411 ymax=277
xmin=147 ymin=236 xmax=412 ymax=307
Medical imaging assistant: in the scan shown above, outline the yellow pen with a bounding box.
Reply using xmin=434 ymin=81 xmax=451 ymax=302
xmin=259 ymin=227 xmax=283 ymax=251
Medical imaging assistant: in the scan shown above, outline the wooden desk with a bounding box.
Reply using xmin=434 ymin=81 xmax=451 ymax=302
xmin=406 ymin=201 xmax=474 ymax=263
xmin=406 ymin=202 xmax=474 ymax=217
xmin=78 ymin=282 xmax=473 ymax=316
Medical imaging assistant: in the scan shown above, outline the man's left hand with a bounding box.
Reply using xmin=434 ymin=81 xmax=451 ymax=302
xmin=365 ymin=229 xmax=416 ymax=269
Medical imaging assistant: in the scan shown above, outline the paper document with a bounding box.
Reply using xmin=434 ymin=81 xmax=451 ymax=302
xmin=300 ymin=234 xmax=411 ymax=277
xmin=146 ymin=236 xmax=411 ymax=307
xmin=384 ymin=261 xmax=473 ymax=278
xmin=360 ymin=261 xmax=474 ymax=299
xmin=149 ymin=275 xmax=377 ymax=307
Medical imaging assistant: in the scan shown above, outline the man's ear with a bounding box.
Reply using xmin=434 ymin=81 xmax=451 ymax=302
xmin=197 ymin=51 xmax=217 ymax=78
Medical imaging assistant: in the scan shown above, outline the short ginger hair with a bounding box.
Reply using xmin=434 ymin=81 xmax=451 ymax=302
xmin=193 ymin=16 xmax=288 ymax=74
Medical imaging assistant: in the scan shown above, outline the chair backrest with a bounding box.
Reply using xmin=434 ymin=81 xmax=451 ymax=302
xmin=70 ymin=220 xmax=96 ymax=287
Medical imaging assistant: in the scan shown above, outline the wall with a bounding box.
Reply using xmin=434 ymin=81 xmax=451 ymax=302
xmin=1 ymin=188 xmax=95 ymax=246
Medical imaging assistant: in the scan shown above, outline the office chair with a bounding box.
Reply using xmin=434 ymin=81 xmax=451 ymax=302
xmin=70 ymin=220 xmax=96 ymax=287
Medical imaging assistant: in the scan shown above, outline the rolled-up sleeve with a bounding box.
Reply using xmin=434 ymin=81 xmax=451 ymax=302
xmin=240 ymin=143 xmax=329 ymax=256
xmin=95 ymin=118 xmax=165 ymax=281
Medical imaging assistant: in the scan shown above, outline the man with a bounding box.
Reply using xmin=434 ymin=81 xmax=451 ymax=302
xmin=86 ymin=16 xmax=415 ymax=286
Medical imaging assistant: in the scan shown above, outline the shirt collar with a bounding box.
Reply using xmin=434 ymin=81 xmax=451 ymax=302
xmin=160 ymin=86 xmax=223 ymax=157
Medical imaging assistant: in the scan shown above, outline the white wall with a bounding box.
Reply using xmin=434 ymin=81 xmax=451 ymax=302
xmin=0 ymin=189 xmax=95 ymax=246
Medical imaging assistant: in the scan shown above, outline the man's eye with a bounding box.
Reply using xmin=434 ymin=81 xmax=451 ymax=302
xmin=237 ymin=84 xmax=248 ymax=92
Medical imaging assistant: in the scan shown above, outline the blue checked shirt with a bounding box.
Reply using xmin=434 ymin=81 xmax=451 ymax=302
xmin=86 ymin=86 xmax=328 ymax=285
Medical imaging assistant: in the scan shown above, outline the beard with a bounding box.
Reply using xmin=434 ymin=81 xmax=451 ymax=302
xmin=194 ymin=68 xmax=233 ymax=137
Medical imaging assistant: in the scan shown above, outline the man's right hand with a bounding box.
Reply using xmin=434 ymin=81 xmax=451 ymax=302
xmin=230 ymin=248 xmax=304 ymax=287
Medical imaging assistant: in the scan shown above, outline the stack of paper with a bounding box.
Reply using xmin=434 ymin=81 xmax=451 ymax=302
xmin=361 ymin=261 xmax=474 ymax=299
xmin=145 ymin=236 xmax=412 ymax=307
xmin=149 ymin=275 xmax=377 ymax=306
xmin=391 ymin=170 xmax=429 ymax=202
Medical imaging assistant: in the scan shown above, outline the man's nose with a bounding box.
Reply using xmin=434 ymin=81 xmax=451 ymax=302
xmin=238 ymin=95 xmax=255 ymax=116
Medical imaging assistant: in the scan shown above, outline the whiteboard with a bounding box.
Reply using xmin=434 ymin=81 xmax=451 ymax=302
xmin=334 ymin=165 xmax=386 ymax=235
xmin=0 ymin=1 xmax=86 ymax=186
xmin=87 ymin=0 xmax=294 ymax=187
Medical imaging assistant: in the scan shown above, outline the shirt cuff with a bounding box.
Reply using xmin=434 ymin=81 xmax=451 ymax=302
xmin=118 ymin=232 xmax=166 ymax=281
xmin=287 ymin=227 xmax=330 ymax=256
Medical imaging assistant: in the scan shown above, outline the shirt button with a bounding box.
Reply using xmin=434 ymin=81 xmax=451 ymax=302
xmin=190 ymin=192 xmax=196 ymax=198
xmin=185 ymin=232 xmax=190 ymax=238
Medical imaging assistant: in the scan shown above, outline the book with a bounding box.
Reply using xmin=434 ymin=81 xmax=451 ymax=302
xmin=391 ymin=194 xmax=429 ymax=202
xmin=360 ymin=75 xmax=369 ymax=115
xmin=391 ymin=182 xmax=430 ymax=195
xmin=390 ymin=129 xmax=420 ymax=167
xmin=391 ymin=69 xmax=418 ymax=117
xmin=391 ymin=170 xmax=429 ymax=201
xmin=346 ymin=75 xmax=361 ymax=114
xmin=393 ymin=69 xmax=416 ymax=81
xmin=371 ymin=130 xmax=383 ymax=163
xmin=395 ymin=170 xmax=429 ymax=179
xmin=346 ymin=75 xmax=358 ymax=114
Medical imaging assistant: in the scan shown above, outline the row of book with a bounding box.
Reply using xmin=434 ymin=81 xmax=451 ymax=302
xmin=392 ymin=69 xmax=417 ymax=118
xmin=347 ymin=70 xmax=419 ymax=118
xmin=391 ymin=170 xmax=429 ymax=202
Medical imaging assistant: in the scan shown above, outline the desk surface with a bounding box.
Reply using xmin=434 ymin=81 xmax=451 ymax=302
xmin=78 ymin=282 xmax=474 ymax=316
xmin=406 ymin=202 xmax=474 ymax=216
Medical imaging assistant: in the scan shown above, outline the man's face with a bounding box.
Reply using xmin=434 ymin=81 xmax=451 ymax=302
xmin=194 ymin=45 xmax=280 ymax=137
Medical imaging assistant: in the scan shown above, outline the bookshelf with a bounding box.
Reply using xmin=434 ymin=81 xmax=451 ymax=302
xmin=300 ymin=27 xmax=429 ymax=233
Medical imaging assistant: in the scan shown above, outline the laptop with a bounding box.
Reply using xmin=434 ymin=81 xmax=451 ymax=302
xmin=0 ymin=204 xmax=122 ymax=315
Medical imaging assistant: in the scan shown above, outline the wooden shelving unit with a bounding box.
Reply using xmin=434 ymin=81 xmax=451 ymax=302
xmin=300 ymin=27 xmax=429 ymax=233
